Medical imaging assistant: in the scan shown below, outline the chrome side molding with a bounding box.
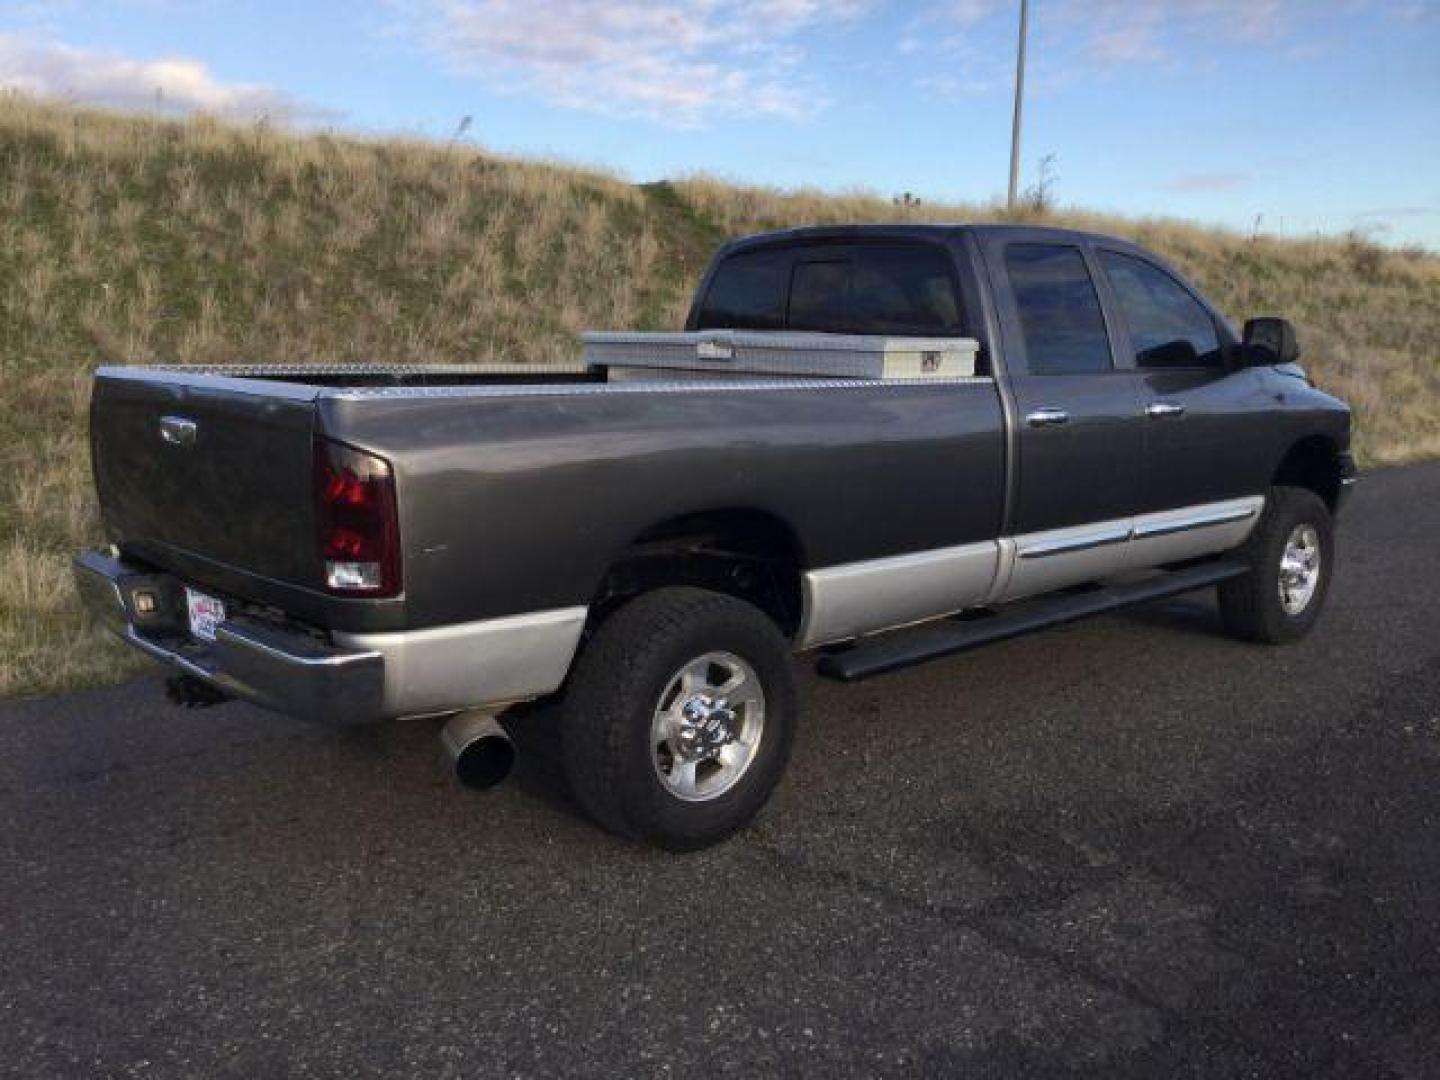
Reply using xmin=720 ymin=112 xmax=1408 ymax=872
xmin=1017 ymin=523 xmax=1131 ymax=559
xmin=1125 ymin=496 xmax=1264 ymax=571
xmin=1005 ymin=522 xmax=1133 ymax=602
xmin=1132 ymin=498 xmax=1261 ymax=539
xmin=797 ymin=496 xmax=1267 ymax=646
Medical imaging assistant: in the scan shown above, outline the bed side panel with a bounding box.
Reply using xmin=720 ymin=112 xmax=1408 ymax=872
xmin=318 ymin=380 xmax=1006 ymax=627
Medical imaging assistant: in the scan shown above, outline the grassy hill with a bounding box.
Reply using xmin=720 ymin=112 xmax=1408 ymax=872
xmin=3 ymin=93 xmax=1438 ymax=698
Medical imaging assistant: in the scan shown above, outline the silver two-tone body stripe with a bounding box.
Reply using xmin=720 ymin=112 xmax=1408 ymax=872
xmin=797 ymin=496 xmax=1264 ymax=648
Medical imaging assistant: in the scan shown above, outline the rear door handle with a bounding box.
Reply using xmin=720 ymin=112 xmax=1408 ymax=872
xmin=1145 ymin=401 xmax=1185 ymax=419
xmin=1025 ymin=407 xmax=1070 ymax=428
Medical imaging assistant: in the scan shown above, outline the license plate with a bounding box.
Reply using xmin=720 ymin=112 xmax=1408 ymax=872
xmin=185 ymin=588 xmax=226 ymax=642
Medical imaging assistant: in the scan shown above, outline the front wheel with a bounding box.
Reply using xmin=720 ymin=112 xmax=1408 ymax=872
xmin=560 ymin=588 xmax=796 ymax=850
xmin=1218 ymin=486 xmax=1334 ymax=644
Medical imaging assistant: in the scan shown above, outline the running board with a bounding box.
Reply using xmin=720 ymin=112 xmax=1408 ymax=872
xmin=815 ymin=559 xmax=1249 ymax=682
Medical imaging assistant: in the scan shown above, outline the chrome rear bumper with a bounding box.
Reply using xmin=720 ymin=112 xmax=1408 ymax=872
xmin=73 ymin=550 xmax=588 ymax=725
xmin=73 ymin=550 xmax=384 ymax=725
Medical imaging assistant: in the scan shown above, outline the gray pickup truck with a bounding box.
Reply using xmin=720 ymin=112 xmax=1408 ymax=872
xmin=76 ymin=224 xmax=1355 ymax=849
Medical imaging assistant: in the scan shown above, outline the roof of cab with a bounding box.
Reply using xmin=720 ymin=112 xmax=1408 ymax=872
xmin=721 ymin=222 xmax=1138 ymax=253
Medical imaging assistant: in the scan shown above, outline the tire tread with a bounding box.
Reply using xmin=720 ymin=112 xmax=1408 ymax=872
xmin=1218 ymin=485 xmax=1332 ymax=644
xmin=561 ymin=587 xmax=794 ymax=848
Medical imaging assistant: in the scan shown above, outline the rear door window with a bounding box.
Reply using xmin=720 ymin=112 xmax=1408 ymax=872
xmin=1098 ymin=250 xmax=1223 ymax=369
xmin=1004 ymin=244 xmax=1112 ymax=375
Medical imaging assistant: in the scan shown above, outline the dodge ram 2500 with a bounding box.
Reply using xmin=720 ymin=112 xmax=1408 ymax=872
xmin=75 ymin=224 xmax=1356 ymax=849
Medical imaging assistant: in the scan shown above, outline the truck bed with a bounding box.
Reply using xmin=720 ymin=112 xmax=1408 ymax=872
xmin=89 ymin=361 xmax=1005 ymax=638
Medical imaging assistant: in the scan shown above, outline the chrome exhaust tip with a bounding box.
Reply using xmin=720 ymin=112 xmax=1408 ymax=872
xmin=440 ymin=710 xmax=516 ymax=791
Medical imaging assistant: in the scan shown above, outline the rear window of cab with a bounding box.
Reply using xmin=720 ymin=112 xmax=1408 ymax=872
xmin=696 ymin=243 xmax=964 ymax=337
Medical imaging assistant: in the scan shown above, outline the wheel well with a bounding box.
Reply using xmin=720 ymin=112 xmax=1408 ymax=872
xmin=1273 ymin=435 xmax=1344 ymax=511
xmin=590 ymin=510 xmax=805 ymax=637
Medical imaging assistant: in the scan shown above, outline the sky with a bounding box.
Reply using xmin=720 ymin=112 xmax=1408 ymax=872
xmin=2 ymin=1 xmax=1438 ymax=248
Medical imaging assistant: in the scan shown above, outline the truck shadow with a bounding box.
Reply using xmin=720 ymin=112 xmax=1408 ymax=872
xmin=495 ymin=594 xmax=1232 ymax=823
xmin=496 ymin=699 xmax=590 ymax=824
xmin=1114 ymin=596 xmax=1229 ymax=639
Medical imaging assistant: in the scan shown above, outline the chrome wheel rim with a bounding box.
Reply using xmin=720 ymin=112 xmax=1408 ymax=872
xmin=1278 ymin=523 xmax=1322 ymax=616
xmin=651 ymin=651 xmax=765 ymax=803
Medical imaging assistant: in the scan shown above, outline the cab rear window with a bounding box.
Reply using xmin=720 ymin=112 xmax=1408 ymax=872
xmin=788 ymin=260 xmax=851 ymax=331
xmin=846 ymin=245 xmax=961 ymax=335
xmin=696 ymin=242 xmax=963 ymax=336
xmin=694 ymin=249 xmax=787 ymax=331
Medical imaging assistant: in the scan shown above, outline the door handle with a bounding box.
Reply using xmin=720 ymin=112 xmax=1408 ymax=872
xmin=1145 ymin=401 xmax=1185 ymax=419
xmin=1025 ymin=407 xmax=1070 ymax=428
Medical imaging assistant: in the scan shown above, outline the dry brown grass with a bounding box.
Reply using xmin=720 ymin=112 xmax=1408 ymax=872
xmin=1 ymin=92 xmax=1436 ymax=698
xmin=0 ymin=368 xmax=146 ymax=697
xmin=0 ymin=95 xmax=694 ymax=696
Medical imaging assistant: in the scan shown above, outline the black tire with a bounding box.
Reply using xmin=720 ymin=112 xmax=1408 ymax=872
xmin=1218 ymin=486 xmax=1334 ymax=644
xmin=560 ymin=587 xmax=797 ymax=850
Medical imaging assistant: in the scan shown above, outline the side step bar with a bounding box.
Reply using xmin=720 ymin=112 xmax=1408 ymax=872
xmin=816 ymin=559 xmax=1249 ymax=682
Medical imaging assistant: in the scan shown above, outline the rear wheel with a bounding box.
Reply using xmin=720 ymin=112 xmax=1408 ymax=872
xmin=1218 ymin=486 xmax=1334 ymax=644
xmin=560 ymin=588 xmax=796 ymax=850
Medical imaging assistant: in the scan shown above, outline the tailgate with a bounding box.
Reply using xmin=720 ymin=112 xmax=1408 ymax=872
xmin=91 ymin=369 xmax=321 ymax=591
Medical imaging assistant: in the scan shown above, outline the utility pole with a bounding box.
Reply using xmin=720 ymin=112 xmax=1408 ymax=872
xmin=1007 ymin=0 xmax=1029 ymax=210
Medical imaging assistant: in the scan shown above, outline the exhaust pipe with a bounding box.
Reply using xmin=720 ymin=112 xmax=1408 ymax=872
xmin=440 ymin=710 xmax=516 ymax=791
xmin=164 ymin=672 xmax=231 ymax=708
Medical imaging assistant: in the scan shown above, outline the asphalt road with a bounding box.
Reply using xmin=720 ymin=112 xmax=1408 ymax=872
xmin=5 ymin=464 xmax=1440 ymax=1079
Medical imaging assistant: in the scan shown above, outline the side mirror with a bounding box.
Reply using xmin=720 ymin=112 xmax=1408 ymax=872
xmin=1242 ymin=317 xmax=1299 ymax=366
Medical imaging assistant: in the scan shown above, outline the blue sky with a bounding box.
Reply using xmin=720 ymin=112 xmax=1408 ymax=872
xmin=3 ymin=1 xmax=1438 ymax=247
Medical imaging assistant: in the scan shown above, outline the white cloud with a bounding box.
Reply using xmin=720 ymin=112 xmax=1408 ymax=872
xmin=0 ymin=34 xmax=325 ymax=122
xmin=910 ymin=0 xmax=1402 ymax=78
xmin=935 ymin=0 xmax=1000 ymax=27
xmin=1056 ymin=0 xmax=1287 ymax=64
xmin=388 ymin=0 xmax=873 ymax=127
xmin=1164 ymin=170 xmax=1253 ymax=193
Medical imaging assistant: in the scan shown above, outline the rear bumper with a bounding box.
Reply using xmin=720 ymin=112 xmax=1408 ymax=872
xmin=73 ymin=550 xmax=587 ymax=724
xmin=74 ymin=550 xmax=385 ymax=724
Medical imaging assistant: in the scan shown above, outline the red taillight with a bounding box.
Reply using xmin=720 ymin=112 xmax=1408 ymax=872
xmin=314 ymin=437 xmax=401 ymax=597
